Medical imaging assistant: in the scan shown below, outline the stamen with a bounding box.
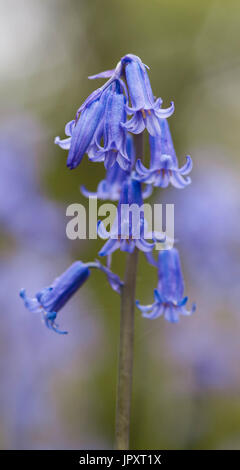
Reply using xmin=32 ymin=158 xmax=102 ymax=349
xmin=141 ymin=109 xmax=146 ymax=119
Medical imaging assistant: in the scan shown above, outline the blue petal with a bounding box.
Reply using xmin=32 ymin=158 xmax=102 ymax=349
xmin=142 ymin=184 xmax=153 ymax=199
xmin=155 ymin=101 xmax=175 ymax=119
xmin=122 ymin=112 xmax=145 ymax=134
xmin=179 ymin=155 xmax=193 ymax=175
xmin=19 ymin=288 xmax=42 ymax=313
xmin=136 ymin=300 xmax=154 ymax=313
xmin=80 ymin=185 xmax=98 ymax=198
xmin=44 ymin=311 xmax=68 ymax=335
xmin=54 ymin=136 xmax=71 ymax=150
xmin=38 ymin=261 xmax=91 ymax=313
xmin=164 ymin=305 xmax=179 ymax=323
xmin=67 ymin=95 xmax=107 ymax=169
xmin=88 ymin=69 xmax=115 ymax=80
xmin=135 ymin=238 xmax=155 ymax=252
xmin=145 ymin=112 xmax=161 ymax=136
xmin=144 ymin=252 xmax=158 ymax=267
xmin=170 ymin=172 xmax=191 ymax=189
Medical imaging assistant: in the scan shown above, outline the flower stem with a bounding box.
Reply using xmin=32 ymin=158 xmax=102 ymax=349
xmin=115 ymin=133 xmax=143 ymax=450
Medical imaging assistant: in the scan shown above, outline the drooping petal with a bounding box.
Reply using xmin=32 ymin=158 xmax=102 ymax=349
xmin=145 ymin=111 xmax=161 ymax=136
xmin=142 ymin=184 xmax=153 ymax=199
xmin=88 ymin=69 xmax=115 ymax=80
xmin=19 ymin=288 xmax=42 ymax=313
xmin=43 ymin=310 xmax=68 ymax=335
xmin=135 ymin=238 xmax=155 ymax=252
xmin=179 ymin=155 xmax=193 ymax=175
xmin=154 ymin=101 xmax=175 ymax=119
xmin=122 ymin=112 xmax=145 ymax=134
xmin=65 ymin=120 xmax=75 ymax=136
xmin=170 ymin=171 xmax=191 ymax=189
xmin=54 ymin=136 xmax=71 ymax=150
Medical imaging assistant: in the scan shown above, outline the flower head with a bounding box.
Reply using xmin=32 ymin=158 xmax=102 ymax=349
xmin=55 ymin=89 xmax=110 ymax=170
xmin=133 ymin=119 xmax=192 ymax=188
xmin=88 ymin=81 xmax=131 ymax=170
xmin=121 ymin=54 xmax=174 ymax=136
xmin=88 ymin=54 xmax=174 ymax=136
xmin=98 ymin=178 xmax=155 ymax=256
xmin=136 ymin=248 xmax=195 ymax=322
xmin=20 ymin=261 xmax=90 ymax=333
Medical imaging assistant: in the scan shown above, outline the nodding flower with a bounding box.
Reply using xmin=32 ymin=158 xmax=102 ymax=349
xmin=98 ymin=178 xmax=156 ymax=256
xmin=55 ymin=88 xmax=110 ymax=170
xmin=133 ymin=119 xmax=193 ymax=188
xmin=121 ymin=54 xmax=174 ymax=136
xmin=20 ymin=261 xmax=123 ymax=333
xmin=20 ymin=261 xmax=91 ymax=334
xmin=88 ymin=81 xmax=131 ymax=170
xmin=81 ymin=133 xmax=152 ymax=200
xmin=136 ymin=248 xmax=196 ymax=322
xmin=88 ymin=54 xmax=174 ymax=137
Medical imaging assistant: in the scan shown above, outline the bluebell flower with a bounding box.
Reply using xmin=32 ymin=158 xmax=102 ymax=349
xmin=121 ymin=54 xmax=174 ymax=136
xmin=133 ymin=119 xmax=193 ymax=188
xmin=55 ymin=89 xmax=110 ymax=170
xmin=98 ymin=178 xmax=155 ymax=255
xmin=136 ymin=248 xmax=195 ymax=322
xmin=89 ymin=54 xmax=174 ymax=137
xmin=88 ymin=81 xmax=131 ymax=170
xmin=20 ymin=261 xmax=91 ymax=334
xmin=81 ymin=134 xmax=152 ymax=200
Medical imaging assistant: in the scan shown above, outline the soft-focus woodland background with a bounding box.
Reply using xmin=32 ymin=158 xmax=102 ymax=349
xmin=1 ymin=0 xmax=240 ymax=449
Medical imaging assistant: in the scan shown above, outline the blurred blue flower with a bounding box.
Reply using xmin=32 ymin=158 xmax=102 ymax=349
xmin=136 ymin=248 xmax=195 ymax=322
xmin=134 ymin=119 xmax=192 ymax=188
xmin=168 ymin=152 xmax=240 ymax=302
xmin=0 ymin=117 xmax=66 ymax=254
xmin=98 ymin=178 xmax=155 ymax=255
xmin=20 ymin=262 xmax=91 ymax=334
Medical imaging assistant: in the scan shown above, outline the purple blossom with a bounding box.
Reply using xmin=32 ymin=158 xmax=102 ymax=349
xmin=121 ymin=54 xmax=174 ymax=136
xmin=134 ymin=119 xmax=192 ymax=188
xmin=55 ymin=89 xmax=110 ymax=170
xmin=98 ymin=178 xmax=155 ymax=256
xmin=20 ymin=262 xmax=91 ymax=334
xmin=136 ymin=248 xmax=195 ymax=322
xmin=88 ymin=82 xmax=131 ymax=170
xmin=0 ymin=117 xmax=66 ymax=254
xmin=87 ymin=54 xmax=174 ymax=136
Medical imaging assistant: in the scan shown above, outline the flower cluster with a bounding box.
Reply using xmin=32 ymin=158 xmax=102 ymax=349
xmin=20 ymin=54 xmax=195 ymax=332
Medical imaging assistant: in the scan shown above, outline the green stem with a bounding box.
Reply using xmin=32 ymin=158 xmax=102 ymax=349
xmin=115 ymin=133 xmax=143 ymax=450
